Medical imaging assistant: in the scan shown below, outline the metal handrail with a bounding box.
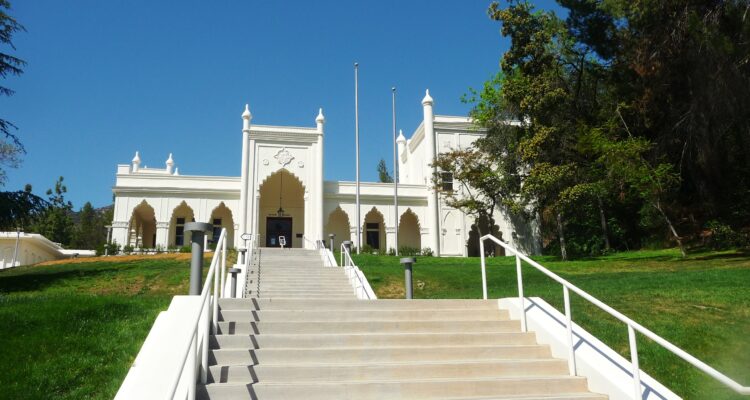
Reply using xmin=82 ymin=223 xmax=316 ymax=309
xmin=479 ymin=234 xmax=750 ymax=397
xmin=167 ymin=228 xmax=228 ymax=400
xmin=340 ymin=244 xmax=377 ymax=300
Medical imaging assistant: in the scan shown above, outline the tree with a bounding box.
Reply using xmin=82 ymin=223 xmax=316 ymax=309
xmin=0 ymin=1 xmax=26 ymax=186
xmin=376 ymin=159 xmax=393 ymax=183
xmin=71 ymin=202 xmax=106 ymax=250
xmin=0 ymin=183 xmax=47 ymax=230
xmin=33 ymin=176 xmax=74 ymax=245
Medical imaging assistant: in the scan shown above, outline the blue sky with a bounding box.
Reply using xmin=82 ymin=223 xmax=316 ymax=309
xmin=2 ymin=0 xmax=563 ymax=208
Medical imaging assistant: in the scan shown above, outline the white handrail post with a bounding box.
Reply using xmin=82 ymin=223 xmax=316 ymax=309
xmin=479 ymin=240 xmax=487 ymax=300
xmin=628 ymin=324 xmax=643 ymax=399
xmin=563 ymin=286 xmax=577 ymax=376
xmin=201 ymin=299 xmax=209 ymax=384
xmin=516 ymin=254 xmax=527 ymax=332
xmin=188 ymin=330 xmax=197 ymax=400
xmin=213 ymin=260 xmax=219 ymax=333
xmin=220 ymin=233 xmax=226 ymax=298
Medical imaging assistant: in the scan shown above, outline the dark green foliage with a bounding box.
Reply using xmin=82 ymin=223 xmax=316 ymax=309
xmin=444 ymin=0 xmax=750 ymax=258
xmin=31 ymin=177 xmax=74 ymax=246
xmin=0 ymin=184 xmax=47 ymax=230
xmin=0 ymin=0 xmax=26 ymax=185
xmin=376 ymin=159 xmax=393 ymax=183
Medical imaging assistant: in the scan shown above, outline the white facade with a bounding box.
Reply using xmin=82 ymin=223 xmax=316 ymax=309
xmin=111 ymin=90 xmax=540 ymax=256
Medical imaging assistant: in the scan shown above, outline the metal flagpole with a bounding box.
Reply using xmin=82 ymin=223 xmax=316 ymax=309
xmin=392 ymin=87 xmax=399 ymax=256
xmin=354 ymin=63 xmax=361 ymax=254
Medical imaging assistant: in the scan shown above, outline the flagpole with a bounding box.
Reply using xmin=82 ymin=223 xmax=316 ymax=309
xmin=354 ymin=63 xmax=361 ymax=254
xmin=392 ymin=87 xmax=399 ymax=256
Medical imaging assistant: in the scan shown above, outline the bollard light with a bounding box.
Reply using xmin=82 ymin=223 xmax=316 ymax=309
xmin=329 ymin=233 xmax=335 ymax=251
xmin=228 ymin=268 xmax=241 ymax=298
xmin=400 ymin=257 xmax=416 ymax=299
xmin=184 ymin=222 xmax=213 ymax=295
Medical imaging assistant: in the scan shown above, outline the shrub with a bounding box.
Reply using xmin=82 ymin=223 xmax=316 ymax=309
xmin=95 ymin=241 xmax=121 ymax=256
xmin=420 ymin=247 xmax=434 ymax=257
xmin=179 ymin=245 xmax=192 ymax=253
xmin=398 ymin=246 xmax=421 ymax=256
xmin=122 ymin=245 xmax=134 ymax=255
xmin=704 ymin=220 xmax=748 ymax=250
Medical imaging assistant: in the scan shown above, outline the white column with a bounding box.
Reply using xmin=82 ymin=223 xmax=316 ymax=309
xmin=422 ymin=90 xmax=441 ymax=255
xmin=239 ymin=105 xmax=252 ymax=237
xmin=111 ymin=221 xmax=129 ymax=249
xmin=155 ymin=221 xmax=169 ymax=248
xmin=385 ymin=226 xmax=396 ymax=252
xmin=316 ymin=109 xmax=325 ymax=242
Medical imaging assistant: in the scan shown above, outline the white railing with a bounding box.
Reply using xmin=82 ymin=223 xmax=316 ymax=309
xmin=341 ymin=244 xmax=377 ymax=300
xmin=167 ymin=228 xmax=229 ymax=400
xmin=479 ymin=234 xmax=750 ymax=398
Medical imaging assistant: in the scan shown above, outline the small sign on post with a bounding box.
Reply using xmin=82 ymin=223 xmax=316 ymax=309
xmin=279 ymin=236 xmax=286 ymax=249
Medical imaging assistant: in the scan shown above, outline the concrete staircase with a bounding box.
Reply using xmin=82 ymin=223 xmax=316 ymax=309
xmin=199 ymin=248 xmax=606 ymax=400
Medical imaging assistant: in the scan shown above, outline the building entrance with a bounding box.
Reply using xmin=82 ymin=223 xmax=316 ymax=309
xmin=266 ymin=217 xmax=292 ymax=247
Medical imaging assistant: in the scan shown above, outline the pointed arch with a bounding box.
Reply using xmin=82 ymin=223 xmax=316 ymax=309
xmin=325 ymin=206 xmax=350 ymax=248
xmin=467 ymin=215 xmax=504 ymax=257
xmin=258 ymin=168 xmax=305 ymax=248
xmin=398 ymin=208 xmax=421 ymax=251
xmin=209 ymin=202 xmax=235 ymax=249
xmin=128 ymin=200 xmax=156 ymax=248
xmin=169 ymin=201 xmax=195 ymax=247
xmin=363 ymin=207 xmax=385 ymax=251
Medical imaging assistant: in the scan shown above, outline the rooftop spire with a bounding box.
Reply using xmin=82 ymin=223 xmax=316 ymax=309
xmin=166 ymin=153 xmax=174 ymax=166
xmin=422 ymin=89 xmax=434 ymax=106
xmin=132 ymin=151 xmax=141 ymax=164
xmin=396 ymin=129 xmax=406 ymax=143
xmin=316 ymin=108 xmax=325 ymax=124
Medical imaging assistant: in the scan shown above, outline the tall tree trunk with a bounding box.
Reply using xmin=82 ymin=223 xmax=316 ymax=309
xmin=654 ymin=201 xmax=686 ymax=258
xmin=597 ymin=196 xmax=611 ymax=251
xmin=556 ymin=212 xmax=568 ymax=261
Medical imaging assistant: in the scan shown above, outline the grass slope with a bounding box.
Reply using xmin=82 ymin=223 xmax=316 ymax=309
xmin=0 ymin=255 xmax=194 ymax=400
xmin=355 ymin=248 xmax=750 ymax=400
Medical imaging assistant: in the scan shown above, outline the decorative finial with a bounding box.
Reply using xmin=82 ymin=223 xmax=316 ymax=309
xmin=397 ymin=129 xmax=406 ymax=143
xmin=166 ymin=153 xmax=174 ymax=165
xmin=242 ymin=104 xmax=252 ymax=120
xmin=422 ymin=89 xmax=433 ymax=106
xmin=316 ymin=108 xmax=325 ymax=124
xmin=174 ymin=167 xmax=179 ymax=176
xmin=132 ymin=151 xmax=141 ymax=163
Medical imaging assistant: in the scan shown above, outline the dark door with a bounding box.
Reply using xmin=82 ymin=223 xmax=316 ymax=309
xmin=365 ymin=222 xmax=380 ymax=249
xmin=266 ymin=217 xmax=292 ymax=247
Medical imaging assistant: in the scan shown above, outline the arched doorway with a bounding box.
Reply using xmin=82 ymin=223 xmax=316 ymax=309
xmin=258 ymin=169 xmax=305 ymax=248
xmin=209 ymin=202 xmax=235 ymax=249
xmin=325 ymin=206 xmax=350 ymax=250
xmin=398 ymin=208 xmax=421 ymax=251
xmin=467 ymin=215 xmax=504 ymax=257
xmin=362 ymin=207 xmax=385 ymax=251
xmin=169 ymin=201 xmax=195 ymax=248
xmin=128 ymin=201 xmax=156 ymax=248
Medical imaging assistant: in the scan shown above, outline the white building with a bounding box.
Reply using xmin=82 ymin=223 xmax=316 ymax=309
xmin=111 ymin=90 xmax=540 ymax=256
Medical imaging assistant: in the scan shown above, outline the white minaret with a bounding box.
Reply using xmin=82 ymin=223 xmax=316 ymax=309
xmin=396 ymin=129 xmax=407 ymax=183
xmin=239 ymin=104 xmax=253 ymax=242
xmin=316 ymin=108 xmax=326 ymax=242
xmin=131 ymin=151 xmax=141 ymax=173
xmin=165 ymin=153 xmax=174 ymax=174
xmin=422 ymin=89 xmax=440 ymax=255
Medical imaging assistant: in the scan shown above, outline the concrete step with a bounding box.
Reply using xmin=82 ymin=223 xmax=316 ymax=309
xmin=247 ymin=291 xmax=355 ymax=298
xmin=206 ymin=359 xmax=569 ymax=383
xmin=251 ymin=294 xmax=357 ymax=300
xmin=216 ymin=320 xmax=521 ymax=335
xmin=208 ymin=345 xmax=552 ymax=365
xmin=218 ymin=298 xmax=501 ymax=311
xmin=218 ymin=309 xmax=510 ymax=322
xmin=197 ymin=376 xmax=592 ymax=400
xmin=210 ymin=332 xmax=539 ymax=349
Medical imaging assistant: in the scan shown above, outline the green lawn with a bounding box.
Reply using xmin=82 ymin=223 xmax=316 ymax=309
xmin=0 ymin=255 xmax=196 ymax=400
xmin=354 ymin=248 xmax=750 ymax=400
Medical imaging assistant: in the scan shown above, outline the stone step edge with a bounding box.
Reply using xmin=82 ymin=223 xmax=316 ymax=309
xmin=201 ymin=375 xmax=585 ymax=387
xmin=209 ymin=344 xmax=547 ymax=353
xmin=207 ymin=358 xmax=565 ymax=369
